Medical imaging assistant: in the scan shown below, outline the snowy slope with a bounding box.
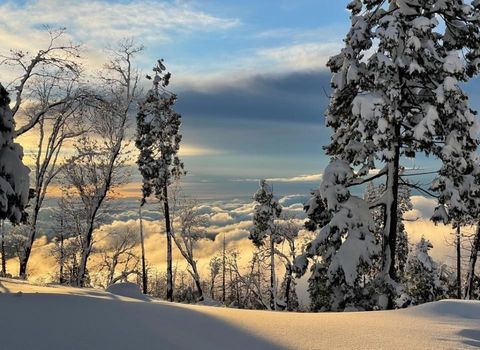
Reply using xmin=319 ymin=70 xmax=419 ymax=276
xmin=0 ymin=278 xmax=478 ymax=350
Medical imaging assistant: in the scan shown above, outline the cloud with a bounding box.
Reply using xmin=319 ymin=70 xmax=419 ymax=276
xmin=253 ymin=24 xmax=343 ymax=42
xmin=210 ymin=212 xmax=234 ymax=224
xmin=176 ymin=70 xmax=330 ymax=124
xmin=234 ymin=174 xmax=322 ymax=183
xmin=180 ymin=145 xmax=225 ymax=157
xmin=267 ymin=174 xmax=322 ymax=183
xmin=279 ymin=194 xmax=310 ymax=207
xmin=6 ymin=193 xmax=465 ymax=294
xmin=170 ymin=38 xmax=340 ymax=86
xmin=256 ymin=42 xmax=342 ymax=71
xmin=405 ymin=196 xmax=438 ymax=220
xmin=0 ymin=0 xmax=240 ymax=50
xmin=403 ymin=220 xmax=459 ymax=264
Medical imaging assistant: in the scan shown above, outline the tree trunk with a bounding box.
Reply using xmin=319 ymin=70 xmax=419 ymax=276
xmin=222 ymin=233 xmax=226 ymax=303
xmin=19 ymin=254 xmax=28 ymax=278
xmin=464 ymin=224 xmax=480 ymax=300
xmin=192 ymin=268 xmax=204 ymax=301
xmin=210 ymin=277 xmax=215 ymax=299
xmin=139 ymin=205 xmax=148 ymax=294
xmin=285 ymin=265 xmax=292 ymax=311
xmin=107 ymin=256 xmax=118 ymax=286
xmin=77 ymin=214 xmax=97 ymax=287
xmin=163 ymin=185 xmax=173 ymax=302
xmin=19 ymin=196 xmax=42 ymax=279
xmin=229 ymin=263 xmax=234 ymax=303
xmin=383 ymin=124 xmax=400 ymax=309
xmin=456 ymin=225 xmax=462 ymax=299
xmin=1 ymin=221 xmax=6 ymax=276
xmin=19 ymin=224 xmax=37 ymax=278
xmin=270 ymin=236 xmax=276 ymax=310
xmin=59 ymin=234 xmax=64 ymax=284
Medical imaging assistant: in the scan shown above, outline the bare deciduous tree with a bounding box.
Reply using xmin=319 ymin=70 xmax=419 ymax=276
xmin=62 ymin=132 xmax=128 ymax=287
xmin=96 ymin=227 xmax=140 ymax=288
xmin=62 ymin=39 xmax=143 ymax=287
xmin=208 ymin=255 xmax=221 ymax=299
xmin=0 ymin=27 xmax=83 ymax=137
xmin=19 ymin=80 xmax=89 ymax=278
xmin=274 ymin=217 xmax=300 ymax=310
xmin=171 ymin=192 xmax=208 ymax=301
xmin=227 ymin=250 xmax=271 ymax=310
xmin=50 ymin=196 xmax=87 ymax=284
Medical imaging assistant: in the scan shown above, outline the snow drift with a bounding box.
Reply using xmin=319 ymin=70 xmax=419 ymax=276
xmin=0 ymin=278 xmax=478 ymax=350
xmin=106 ymin=282 xmax=150 ymax=301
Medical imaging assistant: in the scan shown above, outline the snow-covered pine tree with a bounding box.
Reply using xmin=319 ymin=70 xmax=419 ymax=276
xmin=307 ymin=262 xmax=331 ymax=312
xmin=0 ymin=84 xmax=30 ymax=224
xmin=314 ymin=0 xmax=480 ymax=308
xmin=136 ymin=59 xmax=185 ymax=302
xmin=396 ymin=185 xmax=412 ymax=280
xmin=363 ymin=182 xmax=384 ymax=243
xmin=304 ymin=189 xmax=331 ymax=232
xmin=364 ymin=182 xmax=411 ymax=286
xmin=303 ymin=189 xmax=333 ymax=311
xmin=295 ymin=160 xmax=379 ymax=311
xmin=405 ymin=237 xmax=446 ymax=305
xmin=249 ymin=179 xmax=282 ymax=310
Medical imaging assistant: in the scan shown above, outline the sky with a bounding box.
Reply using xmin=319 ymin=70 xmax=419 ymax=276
xmin=0 ymin=0 xmax=477 ymax=285
xmin=2 ymin=0 xmax=479 ymax=199
xmin=0 ymin=0 xmax=356 ymax=200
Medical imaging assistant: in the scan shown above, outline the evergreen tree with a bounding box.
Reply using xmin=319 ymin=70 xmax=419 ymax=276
xmin=136 ymin=59 xmax=185 ymax=301
xmin=313 ymin=0 xmax=480 ymax=308
xmin=303 ymin=189 xmax=333 ymax=311
xmin=295 ymin=160 xmax=379 ymax=311
xmin=279 ymin=273 xmax=299 ymax=311
xmin=364 ymin=182 xmax=412 ymax=280
xmin=307 ymin=262 xmax=331 ymax=312
xmin=249 ymin=179 xmax=282 ymax=310
xmin=405 ymin=237 xmax=445 ymax=305
xmin=395 ymin=184 xmax=412 ymax=280
xmin=304 ymin=189 xmax=331 ymax=232
xmin=363 ymin=182 xmax=384 ymax=245
xmin=0 ymin=84 xmax=30 ymax=224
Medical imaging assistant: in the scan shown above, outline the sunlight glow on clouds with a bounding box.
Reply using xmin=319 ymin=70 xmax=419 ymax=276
xmin=234 ymin=173 xmax=322 ymax=183
xmin=8 ymin=194 xmax=459 ymax=288
xmin=257 ymin=42 xmax=342 ymax=71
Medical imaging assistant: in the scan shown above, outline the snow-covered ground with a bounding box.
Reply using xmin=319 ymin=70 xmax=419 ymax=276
xmin=0 ymin=278 xmax=478 ymax=350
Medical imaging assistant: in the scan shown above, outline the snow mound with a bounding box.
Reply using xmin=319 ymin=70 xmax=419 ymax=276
xmin=196 ymin=297 xmax=224 ymax=307
xmin=1 ymin=279 xmax=479 ymax=350
xmin=106 ymin=282 xmax=150 ymax=301
xmin=405 ymin=299 xmax=480 ymax=320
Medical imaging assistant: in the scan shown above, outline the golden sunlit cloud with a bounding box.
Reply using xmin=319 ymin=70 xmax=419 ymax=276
xmin=179 ymin=145 xmax=224 ymax=157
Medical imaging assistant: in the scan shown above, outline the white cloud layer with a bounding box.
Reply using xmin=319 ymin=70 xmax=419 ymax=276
xmin=234 ymin=173 xmax=322 ymax=184
xmin=256 ymin=42 xmax=342 ymax=71
xmin=7 ymin=193 xmax=461 ymax=290
xmin=0 ymin=0 xmax=240 ymax=51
